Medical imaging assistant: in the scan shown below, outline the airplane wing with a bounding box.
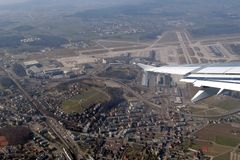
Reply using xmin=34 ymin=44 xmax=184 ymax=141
xmin=137 ymin=63 xmax=201 ymax=75
xmin=137 ymin=62 xmax=240 ymax=102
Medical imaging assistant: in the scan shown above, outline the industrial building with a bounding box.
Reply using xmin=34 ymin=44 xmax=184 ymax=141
xmin=23 ymin=60 xmax=41 ymax=68
xmin=27 ymin=66 xmax=44 ymax=77
xmin=44 ymin=68 xmax=64 ymax=76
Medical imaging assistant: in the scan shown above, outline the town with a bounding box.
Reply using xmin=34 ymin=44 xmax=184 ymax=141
xmin=0 ymin=1 xmax=240 ymax=159
xmin=0 ymin=32 xmax=240 ymax=159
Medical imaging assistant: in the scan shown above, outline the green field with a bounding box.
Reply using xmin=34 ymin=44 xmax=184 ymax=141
xmin=215 ymin=136 xmax=240 ymax=147
xmin=189 ymin=107 xmax=206 ymax=114
xmin=192 ymin=141 xmax=233 ymax=157
xmin=62 ymin=88 xmax=110 ymax=113
xmin=196 ymin=124 xmax=240 ymax=147
xmin=190 ymin=107 xmax=220 ymax=116
xmin=214 ymin=99 xmax=240 ymax=111
xmin=213 ymin=153 xmax=230 ymax=160
xmin=194 ymin=124 xmax=240 ymax=158
xmin=99 ymin=66 xmax=139 ymax=80
xmin=201 ymin=97 xmax=240 ymax=111
xmin=190 ymin=96 xmax=240 ymax=116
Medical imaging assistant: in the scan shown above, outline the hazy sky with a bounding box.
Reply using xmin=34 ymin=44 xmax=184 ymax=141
xmin=0 ymin=0 xmax=29 ymax=5
xmin=0 ymin=0 xmax=145 ymax=6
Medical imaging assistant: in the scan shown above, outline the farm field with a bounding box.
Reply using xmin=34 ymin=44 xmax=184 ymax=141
xmin=61 ymin=88 xmax=110 ymax=113
xmin=189 ymin=96 xmax=240 ymax=116
xmin=98 ymin=66 xmax=139 ymax=80
xmin=213 ymin=153 xmax=230 ymax=160
xmin=195 ymin=124 xmax=240 ymax=146
xmin=193 ymin=124 xmax=240 ymax=159
xmin=192 ymin=140 xmax=233 ymax=157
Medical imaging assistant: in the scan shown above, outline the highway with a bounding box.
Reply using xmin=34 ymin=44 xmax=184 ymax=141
xmin=5 ymin=58 xmax=239 ymax=160
xmin=1 ymin=66 xmax=85 ymax=160
xmin=91 ymin=76 xmax=167 ymax=118
xmin=92 ymin=76 xmax=240 ymax=120
xmin=181 ymin=108 xmax=240 ymax=119
xmin=49 ymin=72 xmax=168 ymax=118
xmin=42 ymin=62 xmax=240 ymax=121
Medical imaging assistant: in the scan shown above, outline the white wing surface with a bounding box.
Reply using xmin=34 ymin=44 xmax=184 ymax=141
xmin=137 ymin=62 xmax=240 ymax=102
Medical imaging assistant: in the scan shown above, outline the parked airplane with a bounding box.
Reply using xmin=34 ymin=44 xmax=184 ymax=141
xmin=138 ymin=62 xmax=240 ymax=102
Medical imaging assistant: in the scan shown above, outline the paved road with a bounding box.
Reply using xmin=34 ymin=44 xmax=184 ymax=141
xmin=91 ymin=76 xmax=167 ymax=118
xmin=1 ymin=66 xmax=85 ymax=160
xmin=181 ymin=108 xmax=240 ymax=119
xmin=93 ymin=76 xmax=240 ymax=120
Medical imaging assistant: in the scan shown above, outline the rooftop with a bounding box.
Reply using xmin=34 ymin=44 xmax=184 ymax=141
xmin=29 ymin=66 xmax=42 ymax=73
xmin=24 ymin=60 xmax=39 ymax=66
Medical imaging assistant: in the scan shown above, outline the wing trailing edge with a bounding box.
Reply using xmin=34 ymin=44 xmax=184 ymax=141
xmin=137 ymin=63 xmax=240 ymax=102
xmin=137 ymin=63 xmax=201 ymax=75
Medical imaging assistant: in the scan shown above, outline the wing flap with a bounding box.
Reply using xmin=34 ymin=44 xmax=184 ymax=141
xmin=193 ymin=80 xmax=240 ymax=92
xmin=137 ymin=63 xmax=240 ymax=102
xmin=191 ymin=88 xmax=220 ymax=103
xmin=181 ymin=79 xmax=240 ymax=102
